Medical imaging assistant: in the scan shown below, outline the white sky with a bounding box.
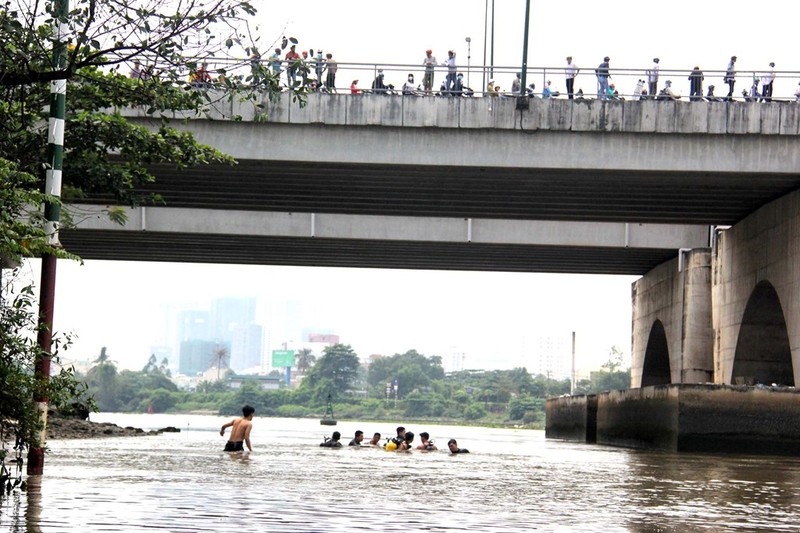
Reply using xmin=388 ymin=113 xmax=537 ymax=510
xmin=15 ymin=2 xmax=796 ymax=373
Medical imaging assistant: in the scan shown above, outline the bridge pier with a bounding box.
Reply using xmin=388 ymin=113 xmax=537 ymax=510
xmin=630 ymin=188 xmax=800 ymax=389
xmin=550 ymin=189 xmax=800 ymax=454
xmin=547 ymin=385 xmax=800 ymax=455
xmin=631 ymin=248 xmax=713 ymax=388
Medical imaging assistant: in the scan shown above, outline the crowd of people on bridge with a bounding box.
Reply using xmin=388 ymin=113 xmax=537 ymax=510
xmin=131 ymin=46 xmax=800 ymax=103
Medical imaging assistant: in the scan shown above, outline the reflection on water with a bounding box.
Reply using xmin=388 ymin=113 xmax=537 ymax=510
xmin=2 ymin=414 xmax=800 ymax=531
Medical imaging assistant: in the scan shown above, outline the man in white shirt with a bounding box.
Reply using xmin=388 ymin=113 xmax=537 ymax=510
xmin=761 ymin=62 xmax=775 ymax=102
xmin=646 ymin=58 xmax=660 ymax=99
xmin=565 ymin=56 xmax=579 ymax=99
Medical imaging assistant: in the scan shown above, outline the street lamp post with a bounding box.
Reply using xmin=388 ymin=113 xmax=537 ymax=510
xmin=465 ymin=37 xmax=472 ymax=88
xmin=482 ymin=0 xmax=489 ymax=92
xmin=518 ymin=0 xmax=531 ymax=107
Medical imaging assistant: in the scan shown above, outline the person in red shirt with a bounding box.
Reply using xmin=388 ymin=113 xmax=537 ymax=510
xmin=350 ymin=79 xmax=360 ymax=94
xmin=285 ymin=45 xmax=300 ymax=86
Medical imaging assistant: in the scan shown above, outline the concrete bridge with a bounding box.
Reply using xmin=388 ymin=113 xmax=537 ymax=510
xmin=65 ymin=93 xmax=800 ymax=273
xmin=63 ymin=93 xmax=800 ymax=394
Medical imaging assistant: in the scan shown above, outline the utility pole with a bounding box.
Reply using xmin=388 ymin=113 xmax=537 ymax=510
xmin=482 ymin=0 xmax=488 ymax=92
xmin=518 ymin=0 xmax=532 ymax=107
xmin=465 ymin=37 xmax=472 ymax=89
xmin=571 ymin=331 xmax=576 ymax=395
xmin=29 ymin=0 xmax=69 ymax=476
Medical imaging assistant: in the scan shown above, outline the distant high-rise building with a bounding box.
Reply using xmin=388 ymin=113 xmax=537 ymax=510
xmin=179 ymin=340 xmax=230 ymax=376
xmin=444 ymin=347 xmax=466 ymax=373
xmin=531 ymin=334 xmax=570 ymax=380
xmin=307 ymin=333 xmax=339 ymax=345
xmin=176 ymin=298 xmax=259 ymax=375
xmin=177 ymin=310 xmax=211 ymax=342
xmin=230 ymin=324 xmax=263 ymax=372
xmin=211 ymin=297 xmax=256 ymax=341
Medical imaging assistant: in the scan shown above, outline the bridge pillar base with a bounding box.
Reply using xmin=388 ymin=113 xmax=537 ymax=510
xmin=583 ymin=384 xmax=800 ymax=454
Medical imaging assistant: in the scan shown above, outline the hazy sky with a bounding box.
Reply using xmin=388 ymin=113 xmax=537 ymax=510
xmin=14 ymin=3 xmax=795 ymax=373
xmin=17 ymin=259 xmax=637 ymax=373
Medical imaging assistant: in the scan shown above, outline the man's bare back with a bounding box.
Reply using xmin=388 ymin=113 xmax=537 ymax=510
xmin=220 ymin=405 xmax=255 ymax=452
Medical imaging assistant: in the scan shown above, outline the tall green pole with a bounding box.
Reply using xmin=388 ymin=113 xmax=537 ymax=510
xmin=519 ymin=0 xmax=531 ymax=96
xmin=28 ymin=0 xmax=68 ymax=476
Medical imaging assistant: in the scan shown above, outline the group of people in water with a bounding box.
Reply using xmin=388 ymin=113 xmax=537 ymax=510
xmin=219 ymin=405 xmax=469 ymax=455
xmin=320 ymin=426 xmax=469 ymax=454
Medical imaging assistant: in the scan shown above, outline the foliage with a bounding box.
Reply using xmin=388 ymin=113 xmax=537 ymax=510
xmin=574 ymin=346 xmax=631 ymax=394
xmin=84 ymin=349 xmax=179 ymax=412
xmin=1 ymin=161 xmax=92 ymax=495
xmin=80 ymin=344 xmax=633 ymax=433
xmin=210 ymin=346 xmax=230 ymax=381
xmin=0 ymin=160 xmax=78 ymax=263
xmin=508 ymin=396 xmax=544 ymax=421
xmin=0 ymin=0 xmax=304 ymax=496
xmin=294 ymin=348 xmax=316 ymax=374
xmin=299 ymin=344 xmax=361 ymax=401
xmin=2 ymin=0 xmax=271 ymax=88
xmin=1 ymin=68 xmax=235 ymax=209
xmin=0 ymin=270 xmax=92 ymax=495
xmin=367 ymin=350 xmax=444 ymax=399
xmin=1 ymin=1 xmax=306 ymax=209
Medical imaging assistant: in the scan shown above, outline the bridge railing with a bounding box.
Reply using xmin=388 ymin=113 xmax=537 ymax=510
xmin=180 ymin=57 xmax=800 ymax=102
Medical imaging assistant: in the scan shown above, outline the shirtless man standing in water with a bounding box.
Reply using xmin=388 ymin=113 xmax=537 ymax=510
xmin=220 ymin=405 xmax=255 ymax=452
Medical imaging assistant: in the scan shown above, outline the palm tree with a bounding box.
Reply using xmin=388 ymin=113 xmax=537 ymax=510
xmin=210 ymin=346 xmax=230 ymax=381
xmin=295 ymin=348 xmax=316 ymax=374
xmin=92 ymin=346 xmax=113 ymax=366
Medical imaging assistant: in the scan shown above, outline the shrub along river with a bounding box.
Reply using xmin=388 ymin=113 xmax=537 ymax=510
xmin=1 ymin=413 xmax=799 ymax=532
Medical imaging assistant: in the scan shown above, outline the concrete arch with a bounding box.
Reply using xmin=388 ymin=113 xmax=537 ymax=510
xmin=641 ymin=320 xmax=671 ymax=386
xmin=731 ymin=281 xmax=794 ymax=386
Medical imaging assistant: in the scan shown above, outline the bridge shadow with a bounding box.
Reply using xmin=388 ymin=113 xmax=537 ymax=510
xmin=732 ymin=280 xmax=794 ymax=386
xmin=641 ymin=319 xmax=671 ymax=386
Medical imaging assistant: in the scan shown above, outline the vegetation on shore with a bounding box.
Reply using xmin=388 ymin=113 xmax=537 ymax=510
xmin=83 ymin=344 xmax=631 ymax=430
xmin=2 ymin=0 xmax=306 ymax=496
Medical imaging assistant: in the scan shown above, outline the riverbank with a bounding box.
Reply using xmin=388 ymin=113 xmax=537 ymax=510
xmin=47 ymin=412 xmax=179 ymax=440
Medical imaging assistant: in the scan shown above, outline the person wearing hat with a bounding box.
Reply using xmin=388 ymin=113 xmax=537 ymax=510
xmin=595 ymin=56 xmax=610 ymax=100
xmin=646 ymin=58 xmax=660 ymax=99
xmin=487 ymin=79 xmax=497 ymax=97
xmin=422 ymin=49 xmax=437 ymax=94
xmin=761 ymin=62 xmax=775 ymax=102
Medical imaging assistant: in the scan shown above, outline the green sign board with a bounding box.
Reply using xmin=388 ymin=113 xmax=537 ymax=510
xmin=272 ymin=349 xmax=295 ymax=367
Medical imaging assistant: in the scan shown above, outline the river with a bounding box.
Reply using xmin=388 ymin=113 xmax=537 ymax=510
xmin=1 ymin=413 xmax=799 ymax=532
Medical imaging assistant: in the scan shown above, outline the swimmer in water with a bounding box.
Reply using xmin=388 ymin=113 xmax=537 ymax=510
xmin=220 ymin=405 xmax=255 ymax=452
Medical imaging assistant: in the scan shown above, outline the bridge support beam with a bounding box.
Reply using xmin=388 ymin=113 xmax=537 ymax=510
xmin=712 ymin=189 xmax=800 ymax=387
xmin=631 ymin=248 xmax=713 ymax=387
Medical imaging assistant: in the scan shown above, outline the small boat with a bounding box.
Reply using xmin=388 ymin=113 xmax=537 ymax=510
xmin=320 ymin=394 xmax=337 ymax=426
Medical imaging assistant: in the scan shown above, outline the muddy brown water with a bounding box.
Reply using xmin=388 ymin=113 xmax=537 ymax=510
xmin=2 ymin=414 xmax=799 ymax=532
